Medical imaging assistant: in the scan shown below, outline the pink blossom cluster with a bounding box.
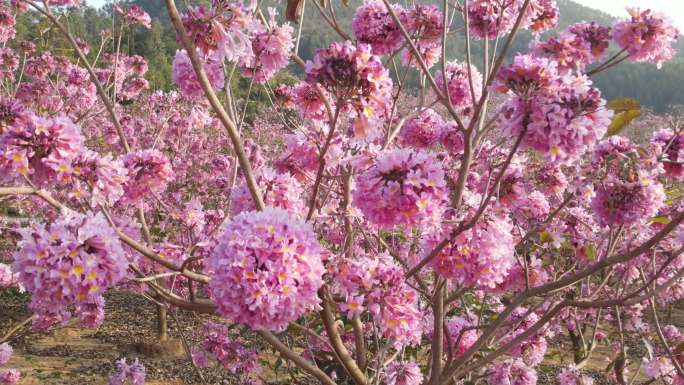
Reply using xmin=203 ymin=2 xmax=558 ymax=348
xmin=108 ymin=358 xmax=145 ymax=385
xmin=352 ymin=1 xmax=403 ymax=55
xmin=122 ymin=149 xmax=174 ymax=203
xmin=427 ymin=213 xmax=515 ymax=289
xmin=0 ymin=5 xmax=15 ymax=44
xmin=445 ymin=316 xmax=480 ymax=357
xmin=274 ymin=132 xmax=321 ymax=181
xmin=502 ymin=308 xmax=550 ymax=365
xmin=190 ymin=321 xmax=261 ymax=377
xmin=0 ymin=263 xmax=16 ymax=288
xmin=0 ymin=343 xmax=19 ymax=385
xmin=467 ymin=0 xmax=557 ymax=39
xmin=558 ymin=366 xmax=594 ymax=385
xmin=530 ymin=22 xmax=611 ymax=72
xmin=181 ymin=2 xmax=255 ymax=62
xmin=496 ymin=58 xmax=612 ymax=164
xmin=398 ymin=109 xmax=444 ymax=148
xmin=399 ymin=4 xmax=444 ymax=68
xmin=241 ymin=10 xmax=294 ymax=83
xmin=207 ymin=208 xmax=325 ymax=331
xmin=230 ymin=166 xmax=306 ymax=217
xmin=172 ymin=49 xmax=225 ymax=99
xmin=333 ymin=253 xmax=424 ymax=348
xmin=16 ymin=51 xmax=98 ymax=114
xmin=591 ymin=136 xmax=665 ymax=226
xmin=0 ymin=112 xmax=85 ymax=184
xmin=113 ymin=4 xmax=151 ymax=28
xmin=488 ymin=359 xmax=538 ymax=385
xmin=612 ymin=8 xmax=680 ymax=68
xmin=13 ymin=212 xmax=127 ymax=330
xmin=305 ymin=41 xmax=393 ymax=135
xmin=435 ymin=61 xmax=482 ymax=114
xmin=353 ymin=149 xmax=447 ymax=229
xmin=652 ymin=129 xmax=684 ymax=180
xmin=280 ymin=82 xmax=330 ymax=122
xmin=68 ymin=150 xmax=129 ymax=206
xmin=591 ymin=175 xmax=664 ymax=226
xmin=385 ymin=361 xmax=423 ymax=385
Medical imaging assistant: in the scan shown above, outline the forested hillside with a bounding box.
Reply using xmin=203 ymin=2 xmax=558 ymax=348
xmin=13 ymin=0 xmax=684 ymax=111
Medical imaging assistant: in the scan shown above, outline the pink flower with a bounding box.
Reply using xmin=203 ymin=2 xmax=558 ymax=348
xmin=497 ymin=72 xmax=612 ymax=164
xmin=526 ymin=0 xmax=559 ymax=34
xmin=435 ymin=61 xmax=482 ymax=114
xmin=45 ymin=0 xmax=81 ymax=6
xmin=306 ymin=41 xmax=393 ymax=136
xmin=643 ymin=356 xmax=676 ymax=380
xmin=192 ymin=321 xmax=261 ymax=374
xmin=0 ymin=343 xmax=12 ymax=366
xmin=113 ymin=4 xmax=151 ymax=28
xmin=230 ymin=166 xmax=306 ymax=218
xmin=181 ymin=3 xmax=254 ymax=61
xmin=0 ymin=369 xmax=20 ymax=385
xmin=275 ymin=132 xmax=321 ymax=181
xmin=172 ymin=49 xmax=225 ymax=99
xmin=0 ymin=5 xmax=16 ymax=44
xmin=332 ymin=253 xmax=424 ymax=348
xmin=13 ymin=212 xmax=127 ymax=330
xmin=0 ymin=112 xmax=85 ymax=184
xmin=612 ymin=8 xmax=680 ymax=68
xmin=488 ymin=359 xmax=538 ymax=385
xmin=652 ymin=129 xmax=684 ymax=180
xmin=241 ymin=11 xmax=294 ymax=84
xmin=385 ymin=361 xmax=423 ymax=385
xmin=340 ymin=294 xmax=365 ymax=318
xmin=440 ymin=122 xmax=465 ymax=155
xmin=466 ymin=0 xmax=519 ymax=39
xmin=530 ymin=22 xmax=611 ymax=72
xmin=122 ymin=149 xmax=174 ymax=202
xmin=493 ymin=54 xmax=558 ymax=97
xmin=69 ymin=150 xmax=129 ymax=206
xmin=286 ymin=82 xmax=329 ymax=121
xmin=108 ymin=358 xmax=145 ymax=385
xmin=427 ymin=213 xmax=515 ymax=289
xmin=208 ymin=208 xmax=325 ymax=331
xmin=352 ymin=1 xmax=404 ymax=55
xmin=0 ymin=263 xmax=16 ymax=288
xmin=398 ymin=109 xmax=444 ymax=148
xmin=353 ymin=149 xmax=448 ymax=229
xmin=559 ymin=366 xmax=594 ymax=385
xmin=591 ymin=175 xmax=665 ymax=226
xmin=446 ymin=316 xmax=479 ymax=357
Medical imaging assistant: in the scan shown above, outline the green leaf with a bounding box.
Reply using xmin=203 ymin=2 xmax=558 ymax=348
xmin=650 ymin=215 xmax=671 ymax=225
xmin=583 ymin=244 xmax=597 ymax=261
xmin=539 ymin=229 xmax=552 ymax=244
xmin=607 ymin=98 xmax=640 ymax=112
xmin=605 ymin=98 xmax=641 ymax=137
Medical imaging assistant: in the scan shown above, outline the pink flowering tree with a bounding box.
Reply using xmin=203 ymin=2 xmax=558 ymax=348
xmin=1 ymin=0 xmax=684 ymax=384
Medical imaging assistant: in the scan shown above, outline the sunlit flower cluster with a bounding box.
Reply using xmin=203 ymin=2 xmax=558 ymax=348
xmin=428 ymin=213 xmax=515 ymax=289
xmin=385 ymin=361 xmax=423 ymax=385
xmin=208 ymin=208 xmax=325 ymax=331
xmin=191 ymin=321 xmax=261 ymax=376
xmin=530 ymin=22 xmax=611 ymax=71
xmin=435 ymin=60 xmax=482 ymax=114
xmin=241 ymin=10 xmax=294 ymax=84
xmin=13 ymin=212 xmax=127 ymax=330
xmin=122 ymin=149 xmax=174 ymax=202
xmin=352 ymin=0 xmax=403 ymax=56
xmin=0 ymin=112 xmax=84 ymax=184
xmin=230 ymin=166 xmax=306 ymax=217
xmin=172 ymin=49 xmax=225 ymax=99
xmin=108 ymin=358 xmax=145 ymax=385
xmin=398 ymin=109 xmax=444 ymax=148
xmin=333 ymin=253 xmax=424 ymax=348
xmin=612 ymin=8 xmax=680 ymax=68
xmin=353 ymin=149 xmax=447 ymax=229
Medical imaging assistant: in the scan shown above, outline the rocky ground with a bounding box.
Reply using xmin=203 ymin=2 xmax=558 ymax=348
xmin=0 ymin=288 xmax=675 ymax=384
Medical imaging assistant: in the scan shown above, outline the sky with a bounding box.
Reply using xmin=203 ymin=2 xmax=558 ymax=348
xmin=571 ymin=0 xmax=684 ymax=29
xmin=86 ymin=0 xmax=684 ymax=29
